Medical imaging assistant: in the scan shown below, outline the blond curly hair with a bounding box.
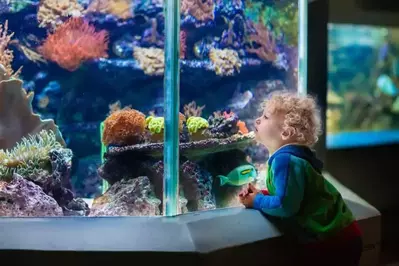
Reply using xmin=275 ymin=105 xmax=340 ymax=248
xmin=262 ymin=91 xmax=322 ymax=146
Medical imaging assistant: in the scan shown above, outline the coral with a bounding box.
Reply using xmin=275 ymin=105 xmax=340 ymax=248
xmin=181 ymin=0 xmax=215 ymax=21
xmin=10 ymin=40 xmax=47 ymax=66
xmin=87 ymin=0 xmax=133 ymax=20
xmin=209 ymin=48 xmax=242 ymax=76
xmin=0 ymin=69 xmax=65 ymax=150
xmin=89 ymin=176 xmax=161 ymax=216
xmin=207 ymin=111 xmax=239 ymax=138
xmin=102 ymin=107 xmax=146 ymax=146
xmin=133 ymin=46 xmax=164 ymax=76
xmin=237 ymin=120 xmax=249 ymax=134
xmin=146 ymin=116 xmax=164 ymax=134
xmin=0 ymin=21 xmax=21 ymax=78
xmin=183 ymin=101 xmax=205 ymax=117
xmin=0 ymin=130 xmax=62 ymax=180
xmin=180 ymin=30 xmax=187 ymax=59
xmin=247 ymin=22 xmax=277 ymax=62
xmin=0 ymin=174 xmax=63 ymax=217
xmin=37 ymin=0 xmax=85 ymax=29
xmin=38 ymin=17 xmax=109 ymax=71
xmin=186 ymin=116 xmax=209 ymax=134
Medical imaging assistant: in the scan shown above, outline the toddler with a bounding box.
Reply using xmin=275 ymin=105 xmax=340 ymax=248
xmin=239 ymin=91 xmax=363 ymax=265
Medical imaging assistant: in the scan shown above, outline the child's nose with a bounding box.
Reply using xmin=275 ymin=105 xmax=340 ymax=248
xmin=255 ymin=118 xmax=261 ymax=125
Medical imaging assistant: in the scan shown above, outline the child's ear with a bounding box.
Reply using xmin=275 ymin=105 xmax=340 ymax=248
xmin=281 ymin=128 xmax=294 ymax=140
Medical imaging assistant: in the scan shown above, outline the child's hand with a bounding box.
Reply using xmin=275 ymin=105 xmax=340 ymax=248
xmin=238 ymin=183 xmax=260 ymax=208
xmin=238 ymin=183 xmax=259 ymax=197
xmin=239 ymin=192 xmax=258 ymax=208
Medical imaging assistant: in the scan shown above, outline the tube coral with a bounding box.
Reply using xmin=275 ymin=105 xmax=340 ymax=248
xmin=38 ymin=17 xmax=109 ymax=71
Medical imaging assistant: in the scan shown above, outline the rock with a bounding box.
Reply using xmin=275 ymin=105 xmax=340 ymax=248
xmin=107 ymin=132 xmax=256 ymax=160
xmin=29 ymin=148 xmax=90 ymax=216
xmin=89 ymin=176 xmax=161 ymax=216
xmin=63 ymin=198 xmax=90 ymax=216
xmin=0 ymin=174 xmax=63 ymax=217
xmin=180 ymin=160 xmax=216 ymax=212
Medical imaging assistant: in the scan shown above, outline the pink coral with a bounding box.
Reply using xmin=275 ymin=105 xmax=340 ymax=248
xmin=38 ymin=17 xmax=109 ymax=71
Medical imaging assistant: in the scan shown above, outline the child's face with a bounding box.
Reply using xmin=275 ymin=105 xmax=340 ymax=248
xmin=254 ymin=108 xmax=286 ymax=151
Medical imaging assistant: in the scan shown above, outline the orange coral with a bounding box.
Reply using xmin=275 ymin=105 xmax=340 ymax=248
xmin=38 ymin=17 xmax=109 ymax=71
xmin=247 ymin=22 xmax=277 ymax=62
xmin=237 ymin=120 xmax=249 ymax=134
xmin=102 ymin=108 xmax=146 ymax=146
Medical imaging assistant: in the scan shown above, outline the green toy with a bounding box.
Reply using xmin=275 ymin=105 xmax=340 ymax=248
xmin=217 ymin=164 xmax=257 ymax=186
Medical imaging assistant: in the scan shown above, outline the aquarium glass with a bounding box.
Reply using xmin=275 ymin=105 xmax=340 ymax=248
xmin=327 ymin=23 xmax=399 ymax=149
xmin=177 ymin=0 xmax=300 ymax=212
xmin=0 ymin=0 xmax=301 ymax=217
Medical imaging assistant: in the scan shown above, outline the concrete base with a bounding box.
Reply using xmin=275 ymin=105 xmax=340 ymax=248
xmin=0 ymin=172 xmax=381 ymax=266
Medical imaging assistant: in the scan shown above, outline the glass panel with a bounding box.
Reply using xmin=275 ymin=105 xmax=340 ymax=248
xmin=178 ymin=0 xmax=300 ymax=212
xmin=0 ymin=0 xmax=165 ymax=217
xmin=327 ymin=23 xmax=399 ymax=149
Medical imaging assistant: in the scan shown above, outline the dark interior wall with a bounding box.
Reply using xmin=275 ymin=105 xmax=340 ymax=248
xmin=307 ymin=0 xmax=328 ymax=163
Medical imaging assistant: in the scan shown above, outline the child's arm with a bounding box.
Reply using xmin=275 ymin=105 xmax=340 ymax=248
xmin=253 ymin=154 xmax=305 ymax=217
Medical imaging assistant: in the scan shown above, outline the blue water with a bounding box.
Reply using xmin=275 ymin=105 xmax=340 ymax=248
xmin=327 ymin=130 xmax=399 ymax=149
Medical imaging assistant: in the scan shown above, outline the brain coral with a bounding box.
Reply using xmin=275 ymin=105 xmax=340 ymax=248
xmin=102 ymin=108 xmax=146 ymax=146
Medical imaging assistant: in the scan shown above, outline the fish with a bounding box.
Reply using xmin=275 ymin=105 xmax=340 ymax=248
xmin=228 ymin=84 xmax=253 ymax=110
xmin=217 ymin=164 xmax=257 ymax=186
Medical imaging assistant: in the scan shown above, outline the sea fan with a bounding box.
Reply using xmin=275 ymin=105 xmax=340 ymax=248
xmin=0 ymin=130 xmax=63 ymax=180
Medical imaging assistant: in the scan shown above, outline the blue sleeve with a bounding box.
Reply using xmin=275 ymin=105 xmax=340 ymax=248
xmin=252 ymin=154 xmax=305 ymax=217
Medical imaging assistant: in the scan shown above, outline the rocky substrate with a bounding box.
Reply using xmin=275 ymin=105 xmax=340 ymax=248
xmin=0 ymin=147 xmax=90 ymax=217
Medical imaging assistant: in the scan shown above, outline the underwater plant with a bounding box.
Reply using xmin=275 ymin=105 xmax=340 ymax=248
xmin=0 ymin=130 xmax=63 ymax=180
xmin=102 ymin=107 xmax=147 ymax=146
xmin=38 ymin=17 xmax=109 ymax=71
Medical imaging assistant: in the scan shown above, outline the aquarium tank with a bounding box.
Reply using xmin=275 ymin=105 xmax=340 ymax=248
xmin=327 ymin=23 xmax=399 ymax=149
xmin=0 ymin=0 xmax=302 ymax=217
